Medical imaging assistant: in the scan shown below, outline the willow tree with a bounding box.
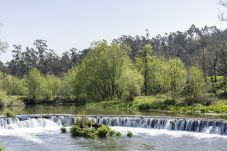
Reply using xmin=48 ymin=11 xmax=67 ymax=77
xmin=24 ymin=68 xmax=43 ymax=102
xmin=166 ymin=58 xmax=186 ymax=101
xmin=75 ymin=41 xmax=142 ymax=101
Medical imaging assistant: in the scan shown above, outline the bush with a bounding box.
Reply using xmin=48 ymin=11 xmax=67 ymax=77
xmin=0 ymin=91 xmax=8 ymax=108
xmin=95 ymin=125 xmax=111 ymax=138
xmin=60 ymin=127 xmax=67 ymax=133
xmin=0 ymin=145 xmax=5 ymax=151
xmin=183 ymin=95 xmax=215 ymax=106
xmin=115 ymin=131 xmax=122 ymax=136
xmin=70 ymin=118 xmax=121 ymax=139
xmin=133 ymin=96 xmax=167 ymax=111
xmin=5 ymin=111 xmax=16 ymax=117
xmin=127 ymin=131 xmax=133 ymax=137
xmin=219 ymin=92 xmax=227 ymax=99
xmin=70 ymin=125 xmax=81 ymax=137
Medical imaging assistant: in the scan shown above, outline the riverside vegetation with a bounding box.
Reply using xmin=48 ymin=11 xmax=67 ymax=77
xmin=70 ymin=118 xmax=122 ymax=138
xmin=0 ymin=25 xmax=227 ymax=115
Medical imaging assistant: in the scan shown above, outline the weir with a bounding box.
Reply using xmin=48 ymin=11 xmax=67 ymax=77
xmin=0 ymin=114 xmax=227 ymax=135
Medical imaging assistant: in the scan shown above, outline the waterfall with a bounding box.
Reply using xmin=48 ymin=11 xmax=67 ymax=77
xmin=80 ymin=116 xmax=227 ymax=135
xmin=0 ymin=115 xmax=227 ymax=135
xmin=0 ymin=115 xmax=73 ymax=129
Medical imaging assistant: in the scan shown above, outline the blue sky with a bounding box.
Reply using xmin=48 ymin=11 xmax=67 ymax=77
xmin=0 ymin=0 xmax=226 ymax=62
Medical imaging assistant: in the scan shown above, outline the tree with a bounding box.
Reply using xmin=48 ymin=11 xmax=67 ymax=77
xmin=0 ymin=72 xmax=26 ymax=95
xmin=117 ymin=61 xmax=143 ymax=101
xmin=147 ymin=57 xmax=169 ymax=94
xmin=60 ymin=67 xmax=78 ymax=100
xmin=183 ymin=67 xmax=207 ymax=100
xmin=166 ymin=58 xmax=186 ymax=101
xmin=218 ymin=0 xmax=227 ymax=21
xmin=24 ymin=68 xmax=43 ymax=102
xmin=0 ymin=39 xmax=8 ymax=53
xmin=136 ymin=44 xmax=153 ymax=96
xmin=75 ymin=41 xmax=142 ymax=101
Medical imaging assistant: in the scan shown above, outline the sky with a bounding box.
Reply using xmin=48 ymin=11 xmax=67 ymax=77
xmin=0 ymin=0 xmax=227 ymax=62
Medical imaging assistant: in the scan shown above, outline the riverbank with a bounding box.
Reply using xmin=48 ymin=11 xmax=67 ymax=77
xmin=86 ymin=96 xmax=227 ymax=117
xmin=1 ymin=95 xmax=227 ymax=119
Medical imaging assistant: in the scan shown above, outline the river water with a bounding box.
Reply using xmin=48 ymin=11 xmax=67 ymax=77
xmin=0 ymin=105 xmax=227 ymax=151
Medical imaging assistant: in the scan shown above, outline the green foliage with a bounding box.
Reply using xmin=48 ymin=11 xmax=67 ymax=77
xmin=127 ymin=131 xmax=133 ymax=137
xmin=146 ymin=57 xmax=169 ymax=95
xmin=0 ymin=91 xmax=8 ymax=108
xmin=95 ymin=125 xmax=111 ymax=138
xmin=136 ymin=44 xmax=153 ymax=96
xmin=133 ymin=96 xmax=166 ymax=111
xmin=165 ymin=58 xmax=186 ymax=101
xmin=116 ymin=64 xmax=143 ymax=101
xmin=74 ymin=41 xmax=141 ymax=101
xmin=0 ymin=144 xmax=6 ymax=151
xmin=60 ymin=127 xmax=67 ymax=133
xmin=86 ymin=100 xmax=134 ymax=111
xmin=183 ymin=67 xmax=207 ymax=100
xmin=70 ymin=118 xmax=121 ymax=139
xmin=59 ymin=68 xmax=77 ymax=100
xmin=5 ymin=111 xmax=16 ymax=117
xmin=0 ymin=72 xmax=26 ymax=96
xmin=24 ymin=68 xmax=43 ymax=102
xmin=41 ymin=74 xmax=61 ymax=101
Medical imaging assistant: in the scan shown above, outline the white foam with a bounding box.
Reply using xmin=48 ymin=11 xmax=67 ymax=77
xmin=111 ymin=126 xmax=227 ymax=139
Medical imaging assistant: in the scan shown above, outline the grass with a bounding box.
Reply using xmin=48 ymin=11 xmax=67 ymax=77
xmin=132 ymin=95 xmax=167 ymax=111
xmin=168 ymin=100 xmax=227 ymax=114
xmin=133 ymin=96 xmax=227 ymax=115
xmin=86 ymin=100 xmax=134 ymax=111
xmin=85 ymin=95 xmax=227 ymax=116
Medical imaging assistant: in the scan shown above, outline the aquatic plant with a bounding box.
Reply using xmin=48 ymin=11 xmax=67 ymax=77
xmin=127 ymin=131 xmax=133 ymax=137
xmin=60 ymin=127 xmax=67 ymax=133
xmin=70 ymin=118 xmax=121 ymax=138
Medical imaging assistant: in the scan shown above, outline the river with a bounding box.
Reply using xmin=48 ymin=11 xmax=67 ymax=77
xmin=0 ymin=105 xmax=227 ymax=151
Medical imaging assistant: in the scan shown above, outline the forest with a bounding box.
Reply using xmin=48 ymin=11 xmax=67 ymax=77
xmin=0 ymin=25 xmax=226 ymax=113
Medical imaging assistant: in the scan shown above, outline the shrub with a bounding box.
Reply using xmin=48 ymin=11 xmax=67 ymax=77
xmin=127 ymin=131 xmax=133 ymax=137
xmin=95 ymin=125 xmax=111 ymax=138
xmin=5 ymin=111 xmax=16 ymax=117
xmin=0 ymin=91 xmax=8 ymax=108
xmin=183 ymin=95 xmax=215 ymax=106
xmin=115 ymin=131 xmax=122 ymax=136
xmin=0 ymin=145 xmax=5 ymax=151
xmin=60 ymin=127 xmax=67 ymax=133
xmin=70 ymin=118 xmax=121 ymax=139
xmin=219 ymin=92 xmax=227 ymax=99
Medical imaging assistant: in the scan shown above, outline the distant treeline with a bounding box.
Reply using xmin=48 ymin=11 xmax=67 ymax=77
xmin=0 ymin=24 xmax=226 ymax=104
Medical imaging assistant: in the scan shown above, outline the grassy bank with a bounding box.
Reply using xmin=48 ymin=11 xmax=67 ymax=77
xmin=133 ymin=96 xmax=227 ymax=115
xmin=86 ymin=96 xmax=227 ymax=116
xmin=86 ymin=100 xmax=134 ymax=111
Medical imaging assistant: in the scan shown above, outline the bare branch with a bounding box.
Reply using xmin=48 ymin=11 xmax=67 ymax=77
xmin=218 ymin=0 xmax=227 ymax=21
xmin=219 ymin=0 xmax=227 ymax=7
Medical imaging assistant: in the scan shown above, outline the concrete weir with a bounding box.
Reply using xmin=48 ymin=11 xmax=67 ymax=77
xmin=0 ymin=114 xmax=227 ymax=135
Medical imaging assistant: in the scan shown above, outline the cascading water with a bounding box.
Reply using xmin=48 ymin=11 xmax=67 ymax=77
xmin=82 ymin=116 xmax=227 ymax=135
xmin=0 ymin=115 xmax=227 ymax=136
xmin=0 ymin=115 xmax=73 ymax=130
